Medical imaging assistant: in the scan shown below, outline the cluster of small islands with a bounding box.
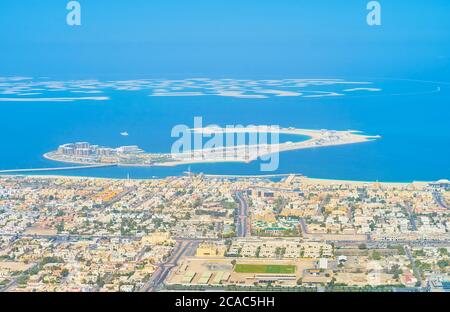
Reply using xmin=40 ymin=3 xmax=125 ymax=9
xmin=1 ymin=76 xmax=448 ymax=293
xmin=0 ymin=77 xmax=382 ymax=102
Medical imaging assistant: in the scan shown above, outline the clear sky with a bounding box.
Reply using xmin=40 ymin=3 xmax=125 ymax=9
xmin=1 ymin=0 xmax=449 ymax=80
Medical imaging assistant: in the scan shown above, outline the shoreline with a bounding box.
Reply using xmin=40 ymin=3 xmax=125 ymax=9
xmin=1 ymin=128 xmax=444 ymax=185
xmin=0 ymin=171 xmax=439 ymax=186
xmin=42 ymin=127 xmax=381 ymax=168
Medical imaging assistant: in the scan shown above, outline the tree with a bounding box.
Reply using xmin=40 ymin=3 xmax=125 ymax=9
xmin=56 ymin=221 xmax=65 ymax=233
xmin=389 ymin=264 xmax=403 ymax=279
xmin=96 ymin=275 xmax=105 ymax=288
xmin=61 ymin=269 xmax=69 ymax=278
xmin=371 ymin=250 xmax=381 ymax=260
xmin=255 ymin=247 xmax=261 ymax=258
xmin=17 ymin=275 xmax=29 ymax=286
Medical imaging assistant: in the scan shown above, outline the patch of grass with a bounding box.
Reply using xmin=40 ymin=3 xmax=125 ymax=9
xmin=234 ymin=264 xmax=296 ymax=274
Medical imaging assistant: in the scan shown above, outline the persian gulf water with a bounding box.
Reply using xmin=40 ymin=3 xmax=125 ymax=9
xmin=0 ymin=77 xmax=449 ymax=182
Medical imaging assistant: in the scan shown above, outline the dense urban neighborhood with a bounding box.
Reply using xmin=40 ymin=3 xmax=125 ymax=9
xmin=0 ymin=174 xmax=448 ymax=292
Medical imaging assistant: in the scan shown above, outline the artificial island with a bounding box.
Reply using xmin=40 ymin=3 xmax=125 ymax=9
xmin=44 ymin=127 xmax=380 ymax=167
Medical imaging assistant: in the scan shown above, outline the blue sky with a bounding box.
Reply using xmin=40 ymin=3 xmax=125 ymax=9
xmin=1 ymin=0 xmax=449 ymax=79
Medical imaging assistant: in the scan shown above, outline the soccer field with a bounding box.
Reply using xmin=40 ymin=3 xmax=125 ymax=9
xmin=234 ymin=264 xmax=296 ymax=274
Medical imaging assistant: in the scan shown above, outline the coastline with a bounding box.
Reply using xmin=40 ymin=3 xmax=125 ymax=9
xmin=0 ymin=172 xmax=436 ymax=186
xmin=42 ymin=127 xmax=381 ymax=168
xmin=1 ymin=128 xmax=443 ymax=184
xmin=2 ymin=129 xmax=443 ymax=184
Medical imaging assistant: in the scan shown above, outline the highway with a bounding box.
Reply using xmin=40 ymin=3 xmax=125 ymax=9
xmin=0 ymin=232 xmax=224 ymax=242
xmin=252 ymin=186 xmax=303 ymax=193
xmin=201 ymin=173 xmax=301 ymax=179
xmin=235 ymin=192 xmax=249 ymax=237
xmin=140 ymin=239 xmax=199 ymax=292
xmin=433 ymin=191 xmax=449 ymax=210
xmin=0 ymin=233 xmax=139 ymax=241
xmin=336 ymin=240 xmax=450 ymax=248
xmin=2 ymin=231 xmax=449 ymax=248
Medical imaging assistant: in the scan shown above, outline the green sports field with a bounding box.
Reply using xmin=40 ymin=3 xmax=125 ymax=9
xmin=234 ymin=264 xmax=296 ymax=274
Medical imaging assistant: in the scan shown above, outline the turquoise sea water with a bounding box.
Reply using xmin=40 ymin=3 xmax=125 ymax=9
xmin=1 ymin=78 xmax=449 ymax=182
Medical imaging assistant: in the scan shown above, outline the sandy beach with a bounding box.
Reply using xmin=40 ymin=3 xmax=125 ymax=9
xmin=43 ymin=127 xmax=381 ymax=168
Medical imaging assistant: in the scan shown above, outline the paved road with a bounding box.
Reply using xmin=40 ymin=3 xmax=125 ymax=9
xmin=0 ymin=233 xmax=139 ymax=241
xmin=0 ymin=262 xmax=40 ymax=292
xmin=235 ymin=192 xmax=249 ymax=237
xmin=341 ymin=240 xmax=450 ymax=248
xmin=252 ymin=186 xmax=303 ymax=193
xmin=0 ymin=233 xmax=222 ymax=243
xmin=405 ymin=245 xmax=422 ymax=287
xmin=2 ymin=231 xmax=449 ymax=248
xmin=433 ymin=192 xmax=449 ymax=210
xmin=201 ymin=173 xmax=301 ymax=179
xmin=298 ymin=218 xmax=308 ymax=237
xmin=405 ymin=202 xmax=418 ymax=231
xmin=140 ymin=239 xmax=199 ymax=292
